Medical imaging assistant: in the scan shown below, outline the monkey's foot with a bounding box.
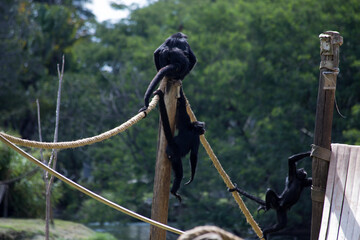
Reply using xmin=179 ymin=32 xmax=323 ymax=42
xmin=171 ymin=191 xmax=182 ymax=202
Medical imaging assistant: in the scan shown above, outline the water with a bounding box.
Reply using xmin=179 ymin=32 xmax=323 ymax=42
xmin=89 ymin=222 xmax=308 ymax=240
xmin=88 ymin=222 xmax=178 ymax=240
xmin=88 ymin=222 xmax=150 ymax=240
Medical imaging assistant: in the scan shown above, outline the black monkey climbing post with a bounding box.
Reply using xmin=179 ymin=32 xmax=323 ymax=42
xmin=150 ymin=78 xmax=181 ymax=240
xmin=311 ymin=31 xmax=343 ymax=240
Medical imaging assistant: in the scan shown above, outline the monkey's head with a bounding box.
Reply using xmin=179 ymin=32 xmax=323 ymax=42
xmin=192 ymin=121 xmax=205 ymax=135
xmin=296 ymin=168 xmax=307 ymax=180
xmin=171 ymin=32 xmax=188 ymax=40
xmin=159 ymin=48 xmax=190 ymax=80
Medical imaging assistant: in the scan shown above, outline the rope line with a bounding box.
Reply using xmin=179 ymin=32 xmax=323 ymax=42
xmin=185 ymin=99 xmax=264 ymax=240
xmin=178 ymin=226 xmax=244 ymax=240
xmin=0 ymin=134 xmax=184 ymax=235
xmin=0 ymin=95 xmax=159 ymax=149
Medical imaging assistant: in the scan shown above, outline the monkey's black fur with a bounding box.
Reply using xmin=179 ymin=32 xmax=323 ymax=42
xmin=229 ymin=152 xmax=312 ymax=239
xmin=139 ymin=32 xmax=197 ymax=112
xmin=154 ymin=88 xmax=205 ymax=202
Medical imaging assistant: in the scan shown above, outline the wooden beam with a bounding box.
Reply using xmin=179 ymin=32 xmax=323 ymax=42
xmin=150 ymin=78 xmax=181 ymax=240
xmin=311 ymin=31 xmax=343 ymax=240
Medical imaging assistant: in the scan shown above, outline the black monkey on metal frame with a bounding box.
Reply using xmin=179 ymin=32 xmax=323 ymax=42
xmin=153 ymin=88 xmax=205 ymax=202
xmin=139 ymin=32 xmax=197 ymax=113
xmin=229 ymin=151 xmax=312 ymax=238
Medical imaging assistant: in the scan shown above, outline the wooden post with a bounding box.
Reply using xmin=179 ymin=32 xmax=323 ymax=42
xmin=149 ymin=78 xmax=181 ymax=240
xmin=311 ymin=31 xmax=343 ymax=240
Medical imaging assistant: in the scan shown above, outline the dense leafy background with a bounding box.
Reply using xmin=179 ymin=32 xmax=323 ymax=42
xmin=1 ymin=0 xmax=360 ymax=239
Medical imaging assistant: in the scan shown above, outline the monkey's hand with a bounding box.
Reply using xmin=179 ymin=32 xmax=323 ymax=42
xmin=228 ymin=183 xmax=240 ymax=193
xmin=138 ymin=106 xmax=149 ymax=119
xmin=153 ymin=89 xmax=164 ymax=98
xmin=138 ymin=97 xmax=151 ymax=115
xmin=257 ymin=205 xmax=268 ymax=213
xmin=138 ymin=89 xmax=164 ymax=117
xmin=138 ymin=106 xmax=148 ymax=113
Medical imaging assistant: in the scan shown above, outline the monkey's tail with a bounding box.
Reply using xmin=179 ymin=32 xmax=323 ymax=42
xmin=184 ymin=177 xmax=193 ymax=185
xmin=229 ymin=186 xmax=266 ymax=206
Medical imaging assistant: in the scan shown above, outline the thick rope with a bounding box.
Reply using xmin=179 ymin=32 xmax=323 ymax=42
xmin=184 ymin=98 xmax=264 ymax=240
xmin=0 ymin=134 xmax=184 ymax=235
xmin=0 ymin=96 xmax=159 ymax=149
xmin=178 ymin=226 xmax=244 ymax=240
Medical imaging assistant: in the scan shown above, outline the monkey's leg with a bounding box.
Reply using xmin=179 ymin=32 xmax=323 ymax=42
xmin=262 ymin=209 xmax=287 ymax=238
xmin=264 ymin=189 xmax=280 ymax=211
xmin=169 ymin=157 xmax=183 ymax=202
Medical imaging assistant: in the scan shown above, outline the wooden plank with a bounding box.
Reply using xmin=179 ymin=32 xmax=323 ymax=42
xmin=326 ymin=144 xmax=350 ymax=239
xmin=319 ymin=144 xmax=339 ymax=239
xmin=322 ymin=144 xmax=344 ymax=239
xmin=312 ymin=70 xmax=336 ymax=238
xmin=150 ymin=79 xmax=180 ymax=240
xmin=338 ymin=145 xmax=358 ymax=239
xmin=319 ymin=144 xmax=360 ymax=240
xmin=349 ymin=146 xmax=360 ymax=239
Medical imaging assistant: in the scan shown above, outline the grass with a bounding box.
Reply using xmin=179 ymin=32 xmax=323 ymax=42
xmin=0 ymin=218 xmax=116 ymax=240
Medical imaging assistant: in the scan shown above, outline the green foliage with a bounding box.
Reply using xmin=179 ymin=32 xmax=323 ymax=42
xmin=78 ymin=192 xmax=122 ymax=224
xmin=0 ymin=143 xmax=63 ymax=218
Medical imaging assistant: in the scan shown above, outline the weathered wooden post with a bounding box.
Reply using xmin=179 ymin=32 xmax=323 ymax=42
xmin=311 ymin=31 xmax=343 ymax=240
xmin=149 ymin=78 xmax=181 ymax=240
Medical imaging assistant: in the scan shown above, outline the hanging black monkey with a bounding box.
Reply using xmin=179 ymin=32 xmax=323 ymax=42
xmin=139 ymin=32 xmax=197 ymax=113
xmin=229 ymin=151 xmax=312 ymax=239
xmin=153 ymin=88 xmax=205 ymax=202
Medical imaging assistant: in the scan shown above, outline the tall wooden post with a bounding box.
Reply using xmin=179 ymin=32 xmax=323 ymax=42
xmin=149 ymin=78 xmax=180 ymax=240
xmin=311 ymin=31 xmax=343 ymax=240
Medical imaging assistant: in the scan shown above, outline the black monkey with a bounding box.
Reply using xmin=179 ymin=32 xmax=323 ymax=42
xmin=229 ymin=151 xmax=312 ymax=238
xmin=139 ymin=32 xmax=197 ymax=112
xmin=153 ymin=88 xmax=205 ymax=202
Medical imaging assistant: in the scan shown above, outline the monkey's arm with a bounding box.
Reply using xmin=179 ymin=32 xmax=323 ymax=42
xmin=288 ymin=151 xmax=311 ymax=164
xmin=153 ymin=89 xmax=176 ymax=147
xmin=288 ymin=151 xmax=311 ymax=180
xmin=154 ymin=47 xmax=161 ymax=71
xmin=185 ymin=139 xmax=199 ymax=185
xmin=139 ymin=65 xmax=176 ymax=112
